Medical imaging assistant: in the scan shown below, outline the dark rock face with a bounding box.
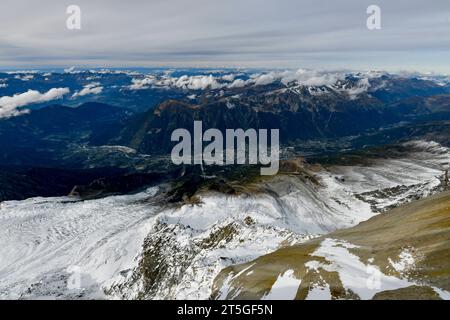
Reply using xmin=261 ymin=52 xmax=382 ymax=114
xmin=369 ymin=76 xmax=449 ymax=103
xmin=391 ymin=94 xmax=450 ymax=121
xmin=0 ymin=166 xmax=125 ymax=201
xmin=69 ymin=172 xmax=168 ymax=200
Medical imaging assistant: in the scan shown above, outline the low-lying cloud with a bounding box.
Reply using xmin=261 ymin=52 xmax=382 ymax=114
xmin=0 ymin=87 xmax=69 ymax=118
xmin=127 ymin=69 xmax=350 ymax=91
xmin=72 ymin=83 xmax=103 ymax=98
xmin=124 ymin=68 xmax=391 ymax=101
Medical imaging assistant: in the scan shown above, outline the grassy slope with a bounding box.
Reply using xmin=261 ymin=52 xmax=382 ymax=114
xmin=211 ymin=190 xmax=450 ymax=300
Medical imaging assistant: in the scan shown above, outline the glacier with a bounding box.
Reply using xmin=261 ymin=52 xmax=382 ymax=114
xmin=0 ymin=140 xmax=448 ymax=299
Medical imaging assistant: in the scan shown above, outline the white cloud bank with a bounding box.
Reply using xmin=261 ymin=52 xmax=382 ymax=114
xmin=127 ymin=69 xmax=359 ymax=91
xmin=128 ymin=77 xmax=157 ymax=90
xmin=14 ymin=74 xmax=34 ymax=81
xmin=123 ymin=68 xmax=398 ymax=100
xmin=127 ymin=74 xmax=223 ymax=90
xmin=0 ymin=87 xmax=70 ymax=119
xmin=174 ymin=74 xmax=222 ymax=90
xmin=247 ymin=69 xmax=345 ymax=87
xmin=72 ymin=83 xmax=103 ymax=98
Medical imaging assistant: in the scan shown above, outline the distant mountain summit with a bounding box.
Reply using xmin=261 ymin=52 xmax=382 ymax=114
xmin=115 ymin=76 xmax=450 ymax=154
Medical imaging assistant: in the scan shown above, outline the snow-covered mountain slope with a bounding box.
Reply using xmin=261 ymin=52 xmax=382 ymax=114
xmin=212 ymin=190 xmax=450 ymax=300
xmin=0 ymin=140 xmax=448 ymax=299
xmin=0 ymin=188 xmax=161 ymax=299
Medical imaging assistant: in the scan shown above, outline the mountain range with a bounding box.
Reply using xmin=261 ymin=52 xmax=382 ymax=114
xmin=0 ymin=69 xmax=449 ymax=300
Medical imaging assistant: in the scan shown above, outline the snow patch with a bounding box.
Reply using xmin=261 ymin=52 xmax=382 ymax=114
xmin=388 ymin=248 xmax=416 ymax=274
xmin=306 ymin=238 xmax=432 ymax=300
xmin=262 ymin=270 xmax=301 ymax=300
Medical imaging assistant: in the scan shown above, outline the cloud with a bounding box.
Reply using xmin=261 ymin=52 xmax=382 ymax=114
xmin=221 ymin=69 xmax=347 ymax=88
xmin=121 ymin=68 xmax=449 ymax=100
xmin=284 ymin=69 xmax=344 ymax=86
xmin=1 ymin=0 xmax=449 ymax=72
xmin=343 ymin=78 xmax=371 ymax=99
xmin=246 ymin=69 xmax=346 ymax=87
xmin=14 ymin=74 xmax=34 ymax=81
xmin=0 ymin=87 xmax=69 ymax=118
xmin=128 ymin=77 xmax=157 ymax=90
xmin=64 ymin=66 xmax=76 ymax=73
xmin=221 ymin=74 xmax=236 ymax=82
xmin=174 ymin=75 xmax=223 ymax=90
xmin=252 ymin=73 xmax=277 ymax=86
xmin=125 ymin=69 xmax=377 ymax=94
xmin=228 ymin=78 xmax=248 ymax=88
xmin=127 ymin=74 xmax=224 ymax=90
xmin=6 ymin=70 xmax=38 ymax=74
xmin=72 ymin=82 xmax=103 ymax=98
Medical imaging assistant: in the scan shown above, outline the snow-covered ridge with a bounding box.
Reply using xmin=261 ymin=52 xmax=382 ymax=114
xmin=125 ymin=69 xmax=379 ymax=95
xmin=212 ymin=185 xmax=450 ymax=300
xmin=276 ymin=238 xmax=447 ymax=300
xmin=0 ymin=140 xmax=448 ymax=299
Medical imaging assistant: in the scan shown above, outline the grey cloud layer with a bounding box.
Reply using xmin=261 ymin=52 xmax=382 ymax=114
xmin=0 ymin=0 xmax=449 ymax=71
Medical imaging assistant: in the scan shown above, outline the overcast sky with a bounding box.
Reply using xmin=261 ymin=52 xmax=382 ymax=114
xmin=1 ymin=0 xmax=449 ymax=72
